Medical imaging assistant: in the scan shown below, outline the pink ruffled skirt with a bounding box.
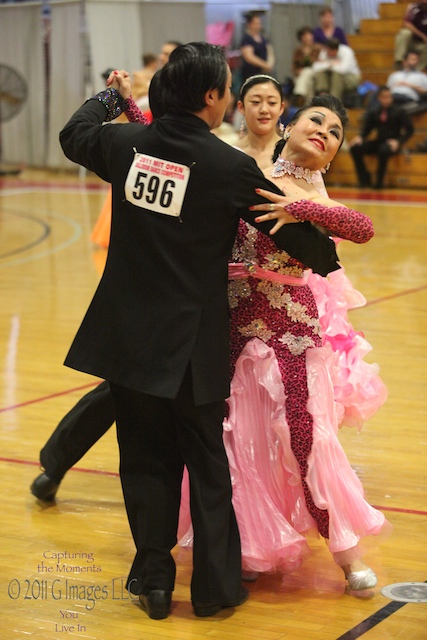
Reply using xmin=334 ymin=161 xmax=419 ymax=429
xmin=178 ymin=337 xmax=388 ymax=572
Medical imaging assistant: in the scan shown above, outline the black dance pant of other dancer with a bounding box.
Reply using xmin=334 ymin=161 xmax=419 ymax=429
xmin=39 ymin=380 xmax=115 ymax=483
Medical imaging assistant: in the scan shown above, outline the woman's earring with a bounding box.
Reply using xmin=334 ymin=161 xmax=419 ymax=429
xmin=283 ymin=132 xmax=290 ymax=141
xmin=278 ymin=121 xmax=285 ymax=137
xmin=320 ymin=162 xmax=331 ymax=174
xmin=239 ymin=117 xmax=246 ymax=138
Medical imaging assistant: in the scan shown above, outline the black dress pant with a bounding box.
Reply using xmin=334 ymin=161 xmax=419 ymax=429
xmin=40 ymin=380 xmax=114 ymax=483
xmin=110 ymin=367 xmax=242 ymax=604
xmin=350 ymin=139 xmax=398 ymax=188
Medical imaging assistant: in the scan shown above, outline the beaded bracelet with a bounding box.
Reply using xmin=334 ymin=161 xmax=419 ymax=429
xmin=90 ymin=88 xmax=128 ymax=122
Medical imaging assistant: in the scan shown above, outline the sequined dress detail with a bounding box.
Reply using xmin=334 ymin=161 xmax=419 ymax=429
xmin=179 ymin=209 xmax=387 ymax=573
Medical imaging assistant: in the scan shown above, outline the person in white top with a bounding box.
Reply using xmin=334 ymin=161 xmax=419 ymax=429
xmin=312 ymin=38 xmax=361 ymax=101
xmin=387 ymin=50 xmax=427 ymax=104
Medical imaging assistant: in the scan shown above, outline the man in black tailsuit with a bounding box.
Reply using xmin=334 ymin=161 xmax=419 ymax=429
xmin=56 ymin=43 xmax=339 ymax=620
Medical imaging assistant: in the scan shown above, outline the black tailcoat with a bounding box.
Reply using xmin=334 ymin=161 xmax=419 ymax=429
xmin=60 ymin=102 xmax=339 ymax=405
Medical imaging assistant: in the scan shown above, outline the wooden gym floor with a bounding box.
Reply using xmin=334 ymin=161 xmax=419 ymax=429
xmin=0 ymin=168 xmax=426 ymax=639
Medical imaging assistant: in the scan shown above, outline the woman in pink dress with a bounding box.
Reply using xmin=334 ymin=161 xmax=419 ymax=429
xmin=179 ymin=78 xmax=388 ymax=592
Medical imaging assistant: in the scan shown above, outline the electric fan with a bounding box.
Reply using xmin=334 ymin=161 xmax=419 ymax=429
xmin=0 ymin=64 xmax=28 ymax=175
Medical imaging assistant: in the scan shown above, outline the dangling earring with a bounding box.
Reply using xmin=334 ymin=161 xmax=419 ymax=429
xmin=239 ymin=117 xmax=246 ymax=138
xmin=321 ymin=162 xmax=331 ymax=174
xmin=283 ymin=131 xmax=290 ymax=141
xmin=278 ymin=121 xmax=285 ymax=137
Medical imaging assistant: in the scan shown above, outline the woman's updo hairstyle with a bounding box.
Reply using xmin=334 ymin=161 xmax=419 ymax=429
xmin=272 ymin=94 xmax=348 ymax=162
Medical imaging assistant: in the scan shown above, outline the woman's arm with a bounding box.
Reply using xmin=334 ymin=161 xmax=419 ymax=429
xmin=285 ymin=199 xmax=374 ymax=243
xmin=266 ymin=43 xmax=275 ymax=70
xmin=250 ymin=189 xmax=374 ymax=243
xmin=124 ymin=96 xmax=150 ymax=125
xmin=108 ymin=69 xmax=150 ymax=125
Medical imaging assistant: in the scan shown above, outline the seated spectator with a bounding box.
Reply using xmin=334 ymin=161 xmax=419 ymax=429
xmin=240 ymin=11 xmax=275 ymax=83
xmin=349 ymin=86 xmax=414 ymax=189
xmin=312 ymin=6 xmax=348 ymax=46
xmin=394 ymin=2 xmax=427 ymax=71
xmin=292 ymin=26 xmax=322 ymax=105
xmin=312 ymin=38 xmax=361 ymax=101
xmin=387 ymin=50 xmax=427 ymax=107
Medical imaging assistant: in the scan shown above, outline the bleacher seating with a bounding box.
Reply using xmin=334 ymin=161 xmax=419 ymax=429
xmin=325 ymin=0 xmax=427 ymax=189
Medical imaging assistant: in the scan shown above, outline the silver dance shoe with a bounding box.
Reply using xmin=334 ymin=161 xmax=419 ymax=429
xmin=346 ymin=567 xmax=378 ymax=590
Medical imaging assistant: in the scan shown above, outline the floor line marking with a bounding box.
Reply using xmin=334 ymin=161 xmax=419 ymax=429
xmin=364 ymin=283 xmax=427 ymax=307
xmin=336 ymin=600 xmax=407 ymax=639
xmin=0 ymin=457 xmax=119 ymax=477
xmin=1 ymin=456 xmax=427 ymax=515
xmin=335 ymin=581 xmax=427 ymax=639
xmin=0 ymin=382 xmax=101 ymax=413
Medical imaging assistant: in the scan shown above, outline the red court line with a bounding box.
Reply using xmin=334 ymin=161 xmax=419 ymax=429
xmin=0 ymin=382 xmax=101 ymax=413
xmin=2 ymin=179 xmax=426 ymax=202
xmin=329 ymin=188 xmax=427 ymax=203
xmin=0 ymin=457 xmax=119 ymax=477
xmin=2 ymin=282 xmax=425 ymax=415
xmin=364 ymin=283 xmax=427 ymax=307
xmin=1 ymin=455 xmax=426 ymax=515
xmin=0 ymin=180 xmax=106 ymax=191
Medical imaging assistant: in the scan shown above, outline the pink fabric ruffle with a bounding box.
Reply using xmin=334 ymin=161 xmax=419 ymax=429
xmin=308 ymin=268 xmax=388 ymax=429
xmin=305 ymin=346 xmax=387 ymax=558
xmin=223 ymin=339 xmax=312 ymax=572
xmin=178 ymin=338 xmax=388 ymax=572
xmin=178 ymin=339 xmax=311 ymax=573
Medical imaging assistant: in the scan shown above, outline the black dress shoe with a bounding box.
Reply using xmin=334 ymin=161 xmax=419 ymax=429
xmin=30 ymin=473 xmax=59 ymax=502
xmin=193 ymin=585 xmax=249 ymax=617
xmin=139 ymin=590 xmax=172 ymax=619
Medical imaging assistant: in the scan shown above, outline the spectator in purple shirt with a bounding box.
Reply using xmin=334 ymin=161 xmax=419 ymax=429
xmin=312 ymin=7 xmax=348 ymax=46
xmin=240 ymin=11 xmax=276 ymax=83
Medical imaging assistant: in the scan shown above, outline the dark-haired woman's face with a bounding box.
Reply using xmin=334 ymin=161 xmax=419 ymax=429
xmin=300 ymin=31 xmax=314 ymax=46
xmin=320 ymin=10 xmax=334 ymax=28
xmin=284 ymin=107 xmax=343 ymax=168
xmin=239 ymin=82 xmax=284 ymax=136
xmin=248 ymin=16 xmax=263 ymax=33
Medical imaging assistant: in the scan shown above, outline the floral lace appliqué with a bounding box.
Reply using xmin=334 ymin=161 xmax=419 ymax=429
xmin=228 ymin=278 xmax=251 ymax=309
xmin=232 ymin=223 xmax=257 ymax=264
xmin=256 ymin=280 xmax=288 ymax=310
xmin=262 ymin=251 xmax=305 ymax=277
xmin=278 ymin=332 xmax=315 ymax=355
xmin=256 ymin=281 xmax=320 ymax=334
xmin=238 ymin=319 xmax=275 ymax=342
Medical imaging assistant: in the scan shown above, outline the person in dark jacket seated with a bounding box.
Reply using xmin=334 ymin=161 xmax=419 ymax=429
xmin=349 ymin=85 xmax=414 ymax=189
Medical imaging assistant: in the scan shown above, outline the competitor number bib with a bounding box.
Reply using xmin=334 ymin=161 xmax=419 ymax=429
xmin=125 ymin=152 xmax=190 ymax=218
